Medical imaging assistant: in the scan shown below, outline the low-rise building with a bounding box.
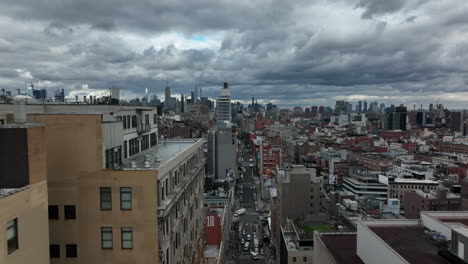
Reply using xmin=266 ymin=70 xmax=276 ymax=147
xmin=313 ymin=211 xmax=468 ymax=263
xmin=0 ymin=124 xmax=49 ymax=264
xmin=348 ymin=152 xmax=394 ymax=172
xmin=280 ymin=219 xmax=313 ymax=264
xmin=343 ymin=168 xmax=388 ymax=197
xmin=404 ymin=188 xmax=461 ymax=219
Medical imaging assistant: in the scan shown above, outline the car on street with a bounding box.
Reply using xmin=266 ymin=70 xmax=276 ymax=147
xmin=249 ymin=158 xmax=253 ymax=162
xmin=244 ymin=242 xmax=250 ymax=251
xmin=250 ymin=163 xmax=253 ymax=167
xmin=247 ymin=234 xmax=251 ymax=241
xmin=250 ymin=251 xmax=259 ymax=260
xmin=240 ymin=238 xmax=245 ymax=245
xmin=242 ymin=230 xmax=246 ymax=236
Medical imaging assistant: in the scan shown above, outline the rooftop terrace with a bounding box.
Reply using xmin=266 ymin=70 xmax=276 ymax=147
xmin=319 ymin=233 xmax=364 ymax=264
xmin=369 ymin=225 xmax=449 ymax=264
xmin=123 ymin=139 xmax=199 ymax=169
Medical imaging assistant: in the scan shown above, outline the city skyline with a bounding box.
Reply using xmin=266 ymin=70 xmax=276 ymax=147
xmin=1 ymin=0 xmax=468 ymax=107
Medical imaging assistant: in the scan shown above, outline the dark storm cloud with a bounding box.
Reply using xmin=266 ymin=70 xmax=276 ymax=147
xmin=1 ymin=0 xmax=468 ymax=108
xmin=355 ymin=0 xmax=406 ymax=19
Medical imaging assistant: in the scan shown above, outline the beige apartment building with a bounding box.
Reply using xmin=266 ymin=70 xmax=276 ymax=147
xmin=1 ymin=102 xmax=206 ymax=264
xmin=0 ymin=124 xmax=49 ymax=264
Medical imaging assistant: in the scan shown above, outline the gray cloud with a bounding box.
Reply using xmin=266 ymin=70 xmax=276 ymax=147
xmin=0 ymin=0 xmax=468 ymax=108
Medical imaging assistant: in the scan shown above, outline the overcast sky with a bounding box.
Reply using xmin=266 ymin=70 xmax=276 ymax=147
xmin=1 ymin=0 xmax=468 ymax=108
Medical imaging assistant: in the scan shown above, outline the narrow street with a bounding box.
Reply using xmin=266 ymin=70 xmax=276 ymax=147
xmin=226 ymin=142 xmax=275 ymax=264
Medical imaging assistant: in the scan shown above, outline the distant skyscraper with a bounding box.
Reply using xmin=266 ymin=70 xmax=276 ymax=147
xmin=380 ymin=103 xmax=386 ymax=113
xmin=334 ymin=100 xmax=346 ymax=114
xmin=363 ymin=101 xmax=368 ymax=112
xmin=385 ymin=105 xmax=407 ymax=130
xmin=217 ymin=82 xmax=232 ymax=125
xmin=358 ymin=101 xmax=362 ymax=113
xmin=180 ymin=94 xmax=185 ymax=113
xmin=164 ymin=81 xmax=171 ymax=109
xmin=191 ymin=91 xmax=195 ymax=104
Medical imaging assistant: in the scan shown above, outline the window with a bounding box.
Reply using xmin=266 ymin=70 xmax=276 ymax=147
xmin=124 ymin=141 xmax=128 ymax=159
xmin=120 ymin=187 xmax=132 ymax=210
xmin=123 ymin=116 xmax=127 ymax=129
xmin=64 ymin=205 xmax=76 ymax=219
xmin=49 ymin=205 xmax=59 ymax=220
xmin=127 ymin=115 xmax=131 ymax=129
xmin=303 ymin=257 xmax=307 ymax=262
xmin=7 ymin=218 xmax=18 ymax=254
xmin=100 ymin=187 xmax=112 ymax=210
xmin=101 ymin=227 xmax=113 ymax=249
xmin=66 ymin=244 xmax=77 ymax=258
xmin=150 ymin=132 xmax=157 ymax=147
xmin=50 ymin=244 xmax=60 ymax=258
xmin=131 ymin=115 xmax=137 ymax=128
xmin=145 ymin=114 xmax=149 ymax=124
xmin=121 ymin=227 xmax=133 ymax=249
xmin=292 ymin=257 xmax=297 ymax=262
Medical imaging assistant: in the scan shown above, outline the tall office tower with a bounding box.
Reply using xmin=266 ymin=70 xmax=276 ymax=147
xmin=198 ymin=87 xmax=202 ymax=99
xmin=363 ymin=101 xmax=368 ymax=112
xmin=334 ymin=100 xmax=346 ymax=114
xmin=429 ymin=103 xmax=434 ymax=112
xmin=358 ymin=100 xmax=362 ymax=113
xmin=380 ymin=103 xmax=386 ymax=113
xmin=207 ymin=128 xmax=237 ymax=180
xmin=252 ymin=97 xmax=255 ymax=108
xmin=319 ymin=106 xmax=325 ymax=113
xmin=217 ymin=82 xmax=232 ymax=125
xmin=385 ymin=105 xmax=407 ymax=130
xmin=180 ymin=94 xmax=185 ymax=113
xmin=165 ymin=81 xmax=171 ymax=109
xmin=191 ymin=91 xmax=195 ymax=104
xmin=348 ymin=102 xmax=353 ymax=113
xmin=373 ymin=102 xmax=378 ymax=113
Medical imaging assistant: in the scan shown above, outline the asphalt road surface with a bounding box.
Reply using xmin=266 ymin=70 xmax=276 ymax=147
xmin=233 ymin=144 xmax=266 ymax=264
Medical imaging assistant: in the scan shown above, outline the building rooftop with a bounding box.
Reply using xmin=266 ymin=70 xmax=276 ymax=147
xmin=319 ymin=233 xmax=364 ymax=264
xmin=369 ymin=225 xmax=449 ymax=264
xmin=437 ymin=217 xmax=468 ymax=227
xmin=123 ymin=139 xmax=199 ymax=169
xmin=414 ymin=189 xmax=460 ymax=199
xmin=0 ymin=186 xmax=29 ymax=199
xmin=204 ymin=245 xmax=219 ymax=258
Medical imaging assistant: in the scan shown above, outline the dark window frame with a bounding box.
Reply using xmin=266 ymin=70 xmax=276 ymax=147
xmin=100 ymin=187 xmax=112 ymax=210
xmin=120 ymin=187 xmax=132 ymax=210
xmin=64 ymin=205 xmax=76 ymax=220
xmin=7 ymin=218 xmax=19 ymax=254
xmin=50 ymin=244 xmax=60 ymax=258
xmin=48 ymin=205 xmax=59 ymax=220
xmin=101 ymin=227 xmax=113 ymax=249
xmin=121 ymin=227 xmax=133 ymax=249
xmin=65 ymin=244 xmax=77 ymax=258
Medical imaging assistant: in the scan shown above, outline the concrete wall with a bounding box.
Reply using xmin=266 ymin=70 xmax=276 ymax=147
xmin=80 ymin=170 xmax=159 ymax=264
xmin=27 ymin=114 xmax=160 ymax=264
xmin=0 ymin=181 xmax=49 ymax=264
xmin=420 ymin=212 xmax=454 ymax=239
xmin=312 ymin=232 xmax=336 ymax=264
xmin=356 ymin=221 xmax=408 ymax=264
xmin=216 ymin=130 xmax=236 ymax=180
